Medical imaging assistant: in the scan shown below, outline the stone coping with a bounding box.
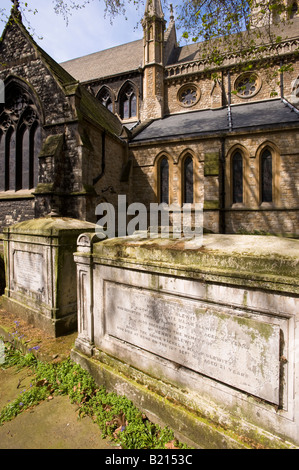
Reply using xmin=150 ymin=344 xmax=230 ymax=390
xmin=87 ymin=234 xmax=299 ymax=293
xmin=3 ymin=217 xmax=96 ymax=237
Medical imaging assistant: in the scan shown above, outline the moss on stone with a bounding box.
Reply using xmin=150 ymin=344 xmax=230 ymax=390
xmin=204 ymin=152 xmax=219 ymax=176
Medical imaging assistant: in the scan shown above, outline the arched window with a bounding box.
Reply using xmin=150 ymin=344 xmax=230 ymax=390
xmin=120 ymin=84 xmax=137 ymax=120
xmin=261 ymin=148 xmax=272 ymax=203
xmin=183 ymin=155 xmax=194 ymax=204
xmin=0 ymin=84 xmax=41 ymax=192
xmin=232 ymin=151 xmax=243 ymax=203
xmin=97 ymin=87 xmax=113 ymax=112
xmin=159 ymin=157 xmax=169 ymax=204
xmin=290 ymin=2 xmax=298 ymax=18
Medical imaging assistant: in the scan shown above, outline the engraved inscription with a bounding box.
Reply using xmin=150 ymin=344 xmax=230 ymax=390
xmin=13 ymin=250 xmax=44 ymax=294
xmin=105 ymin=283 xmax=281 ymax=404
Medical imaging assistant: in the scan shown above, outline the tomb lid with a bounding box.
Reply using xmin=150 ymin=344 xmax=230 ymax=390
xmin=3 ymin=217 xmax=96 ymax=237
xmin=92 ymin=234 xmax=299 ymax=293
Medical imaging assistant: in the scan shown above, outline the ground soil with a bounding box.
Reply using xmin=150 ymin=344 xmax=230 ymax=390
xmin=0 ymin=307 xmax=118 ymax=450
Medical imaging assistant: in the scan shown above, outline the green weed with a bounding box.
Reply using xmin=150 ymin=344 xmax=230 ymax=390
xmin=0 ymin=341 xmax=190 ymax=449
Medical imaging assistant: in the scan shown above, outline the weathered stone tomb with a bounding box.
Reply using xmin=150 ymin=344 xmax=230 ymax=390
xmin=72 ymin=233 xmax=299 ymax=448
xmin=2 ymin=217 xmax=95 ymax=337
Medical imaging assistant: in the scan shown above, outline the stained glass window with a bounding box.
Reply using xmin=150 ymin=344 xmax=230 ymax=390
xmin=232 ymin=151 xmax=243 ymax=203
xmin=160 ymin=158 xmax=169 ymax=204
xmin=183 ymin=156 xmax=193 ymax=204
xmin=261 ymin=149 xmax=272 ymax=203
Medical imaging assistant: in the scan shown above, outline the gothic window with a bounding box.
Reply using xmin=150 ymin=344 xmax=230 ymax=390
xmin=178 ymin=84 xmax=200 ymax=107
xmin=159 ymin=157 xmax=169 ymax=204
xmin=0 ymin=85 xmax=41 ymax=192
xmin=97 ymin=87 xmax=113 ymax=112
xmin=290 ymin=2 xmax=298 ymax=18
xmin=183 ymin=155 xmax=194 ymax=204
xmin=234 ymin=73 xmax=261 ymax=98
xmin=261 ymin=149 xmax=273 ymax=203
xmin=232 ymin=151 xmax=243 ymax=204
xmin=120 ymin=84 xmax=137 ymax=119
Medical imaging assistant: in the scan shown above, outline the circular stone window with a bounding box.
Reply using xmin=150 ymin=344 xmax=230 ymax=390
xmin=178 ymin=84 xmax=200 ymax=107
xmin=234 ymin=73 xmax=261 ymax=98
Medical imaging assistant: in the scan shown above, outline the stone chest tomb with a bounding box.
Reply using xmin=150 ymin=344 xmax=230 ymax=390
xmin=3 ymin=217 xmax=95 ymax=337
xmin=72 ymin=233 xmax=299 ymax=448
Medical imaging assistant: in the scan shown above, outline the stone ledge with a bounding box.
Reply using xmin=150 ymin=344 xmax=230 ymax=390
xmin=70 ymin=347 xmax=297 ymax=449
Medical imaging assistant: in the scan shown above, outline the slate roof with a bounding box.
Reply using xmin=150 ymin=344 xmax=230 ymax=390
xmin=131 ymin=99 xmax=299 ymax=142
xmin=61 ymin=39 xmax=143 ymax=83
xmin=60 ymin=17 xmax=299 ymax=83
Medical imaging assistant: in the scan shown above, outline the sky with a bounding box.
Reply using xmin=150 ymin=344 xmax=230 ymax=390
xmin=1 ymin=0 xmax=179 ymax=63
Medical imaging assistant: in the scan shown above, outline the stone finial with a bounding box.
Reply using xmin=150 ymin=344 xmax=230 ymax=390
xmin=11 ymin=0 xmax=22 ymax=21
xmin=170 ymin=4 xmax=174 ymax=22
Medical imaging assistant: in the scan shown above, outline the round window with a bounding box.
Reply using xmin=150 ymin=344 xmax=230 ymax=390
xmin=178 ymin=84 xmax=200 ymax=107
xmin=234 ymin=73 xmax=261 ymax=98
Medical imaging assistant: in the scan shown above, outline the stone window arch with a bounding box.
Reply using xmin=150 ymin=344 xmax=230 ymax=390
xmin=290 ymin=1 xmax=298 ymax=18
xmin=226 ymin=146 xmax=249 ymax=207
xmin=119 ymin=83 xmax=138 ymax=120
xmin=256 ymin=143 xmax=280 ymax=207
xmin=0 ymin=82 xmax=41 ymax=192
xmin=97 ymin=86 xmax=114 ymax=113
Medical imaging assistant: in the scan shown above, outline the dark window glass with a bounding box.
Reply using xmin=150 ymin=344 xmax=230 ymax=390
xmin=32 ymin=124 xmax=41 ymax=188
xmin=0 ymin=91 xmax=40 ymax=192
xmin=98 ymin=89 xmax=113 ymax=112
xmin=120 ymin=85 xmax=137 ymax=119
xmin=122 ymin=98 xmax=129 ymax=119
xmin=20 ymin=126 xmax=30 ymax=190
xmin=232 ymin=151 xmax=243 ymax=203
xmin=184 ymin=156 xmax=193 ymax=204
xmin=131 ymin=94 xmax=137 ymax=117
xmin=290 ymin=2 xmax=298 ymax=18
xmin=261 ymin=149 xmax=272 ymax=203
xmin=0 ymin=132 xmax=4 ymax=191
xmin=160 ymin=158 xmax=169 ymax=204
xmin=7 ymin=128 xmax=16 ymax=191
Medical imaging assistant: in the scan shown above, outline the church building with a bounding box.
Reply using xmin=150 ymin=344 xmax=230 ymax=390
xmin=0 ymin=0 xmax=299 ymax=236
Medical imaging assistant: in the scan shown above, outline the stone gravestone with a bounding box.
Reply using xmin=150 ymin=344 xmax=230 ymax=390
xmin=3 ymin=217 xmax=95 ymax=337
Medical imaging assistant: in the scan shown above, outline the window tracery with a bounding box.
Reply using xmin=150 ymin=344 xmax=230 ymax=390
xmin=177 ymin=84 xmax=200 ymax=107
xmin=234 ymin=73 xmax=261 ymax=98
xmin=97 ymin=87 xmax=113 ymax=112
xmin=120 ymin=84 xmax=137 ymax=120
xmin=0 ymin=85 xmax=41 ymax=191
